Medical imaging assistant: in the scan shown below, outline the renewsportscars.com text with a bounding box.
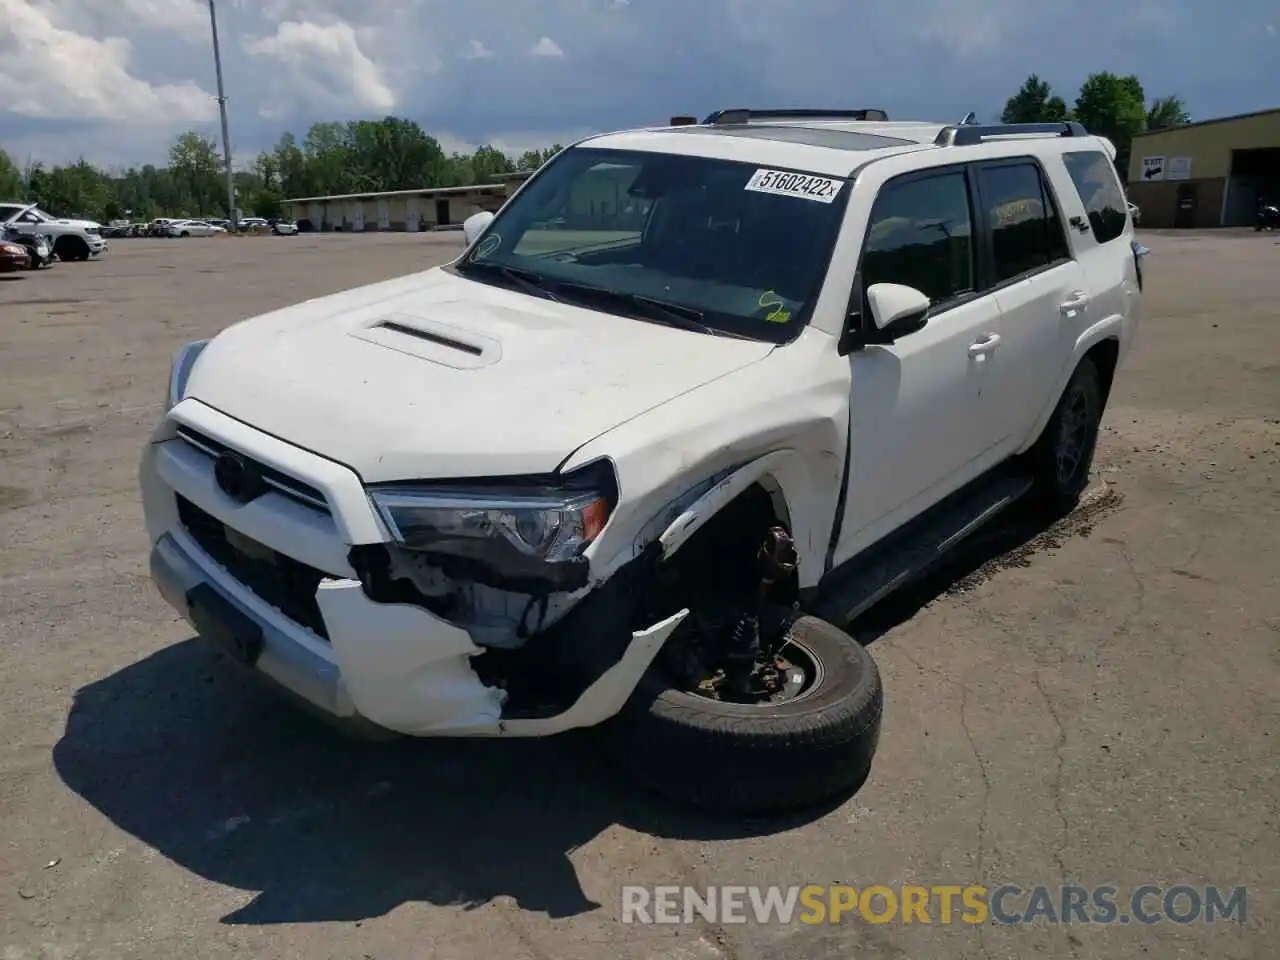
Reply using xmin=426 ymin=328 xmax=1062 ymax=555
xmin=621 ymin=884 xmax=1247 ymax=926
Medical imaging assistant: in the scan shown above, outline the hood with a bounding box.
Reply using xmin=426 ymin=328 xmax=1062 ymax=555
xmin=184 ymin=266 xmax=775 ymax=482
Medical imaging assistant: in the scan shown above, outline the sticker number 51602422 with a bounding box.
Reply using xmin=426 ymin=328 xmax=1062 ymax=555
xmin=744 ymin=168 xmax=844 ymax=204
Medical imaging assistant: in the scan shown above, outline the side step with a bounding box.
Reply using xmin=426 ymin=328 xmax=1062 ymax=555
xmin=811 ymin=471 xmax=1034 ymax=626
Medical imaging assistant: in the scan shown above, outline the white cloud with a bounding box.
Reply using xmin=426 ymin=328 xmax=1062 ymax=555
xmin=242 ymin=19 xmax=395 ymax=116
xmin=0 ymin=0 xmax=216 ymax=122
xmin=33 ymin=0 xmax=209 ymax=39
xmin=462 ymin=38 xmax=495 ymax=59
xmin=1 ymin=0 xmax=1277 ymax=173
xmin=528 ymin=36 xmax=565 ymax=58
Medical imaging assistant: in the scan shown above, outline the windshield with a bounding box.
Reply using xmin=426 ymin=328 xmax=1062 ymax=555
xmin=456 ymin=147 xmax=850 ymax=342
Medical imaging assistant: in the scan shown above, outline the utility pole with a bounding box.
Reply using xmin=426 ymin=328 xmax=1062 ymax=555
xmin=207 ymin=0 xmax=237 ymax=231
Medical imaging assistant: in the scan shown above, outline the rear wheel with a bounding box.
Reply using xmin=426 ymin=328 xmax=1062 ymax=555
xmin=606 ymin=615 xmax=883 ymax=813
xmin=1026 ymin=355 xmax=1104 ymax=514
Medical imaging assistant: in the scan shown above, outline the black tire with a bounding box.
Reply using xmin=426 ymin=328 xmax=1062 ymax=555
xmin=1025 ymin=355 xmax=1104 ymax=514
xmin=180 ymin=231 xmax=190 ymax=238
xmin=54 ymin=235 xmax=90 ymax=262
xmin=605 ymin=615 xmax=883 ymax=813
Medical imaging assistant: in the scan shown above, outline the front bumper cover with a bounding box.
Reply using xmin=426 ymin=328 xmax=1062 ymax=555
xmin=149 ymin=526 xmax=687 ymax=737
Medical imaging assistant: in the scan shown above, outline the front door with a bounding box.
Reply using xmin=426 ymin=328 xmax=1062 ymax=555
xmin=835 ymin=167 xmax=1005 ymax=563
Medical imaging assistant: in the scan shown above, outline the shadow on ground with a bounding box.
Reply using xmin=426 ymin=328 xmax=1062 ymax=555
xmin=52 ymin=488 xmax=1118 ymax=926
xmin=52 ymin=638 xmax=844 ymax=926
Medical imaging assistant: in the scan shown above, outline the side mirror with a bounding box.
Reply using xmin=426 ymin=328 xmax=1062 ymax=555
xmin=463 ymin=211 xmax=494 ymax=246
xmin=866 ymin=282 xmax=931 ymax=331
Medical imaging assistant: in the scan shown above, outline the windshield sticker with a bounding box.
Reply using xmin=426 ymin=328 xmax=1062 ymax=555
xmin=474 ymin=234 xmax=501 ymax=259
xmin=757 ymin=290 xmax=792 ymax=323
xmin=744 ymin=169 xmax=843 ymax=204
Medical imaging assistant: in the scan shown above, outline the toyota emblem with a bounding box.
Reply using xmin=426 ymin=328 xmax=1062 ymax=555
xmin=213 ymin=451 xmax=265 ymax=503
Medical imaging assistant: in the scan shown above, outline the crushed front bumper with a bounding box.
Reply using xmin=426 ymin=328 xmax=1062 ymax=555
xmin=141 ymin=399 xmax=686 ymax=738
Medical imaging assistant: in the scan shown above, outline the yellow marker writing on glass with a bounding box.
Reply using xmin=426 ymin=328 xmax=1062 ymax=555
xmin=758 ymin=289 xmax=792 ymax=323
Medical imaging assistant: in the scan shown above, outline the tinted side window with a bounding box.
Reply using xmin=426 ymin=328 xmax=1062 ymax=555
xmin=1062 ymin=150 xmax=1128 ymax=243
xmin=861 ymin=172 xmax=974 ymax=305
xmin=977 ymin=162 xmax=1070 ymax=284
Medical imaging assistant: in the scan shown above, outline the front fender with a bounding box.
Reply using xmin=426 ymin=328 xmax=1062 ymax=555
xmin=571 ymin=331 xmax=851 ymax=590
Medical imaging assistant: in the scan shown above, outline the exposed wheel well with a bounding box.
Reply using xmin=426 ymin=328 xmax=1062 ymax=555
xmin=643 ymin=481 xmax=799 ymax=625
xmin=1085 ymin=337 xmax=1120 ymax=404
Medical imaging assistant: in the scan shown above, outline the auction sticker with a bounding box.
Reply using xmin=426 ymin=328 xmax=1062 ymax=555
xmin=744 ymin=169 xmax=844 ymax=203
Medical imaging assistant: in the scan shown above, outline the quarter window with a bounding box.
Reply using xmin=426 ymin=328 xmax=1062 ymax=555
xmin=860 ymin=172 xmax=974 ymax=305
xmin=1062 ymin=150 xmax=1128 ymax=244
xmin=977 ymin=162 xmax=1070 ymax=284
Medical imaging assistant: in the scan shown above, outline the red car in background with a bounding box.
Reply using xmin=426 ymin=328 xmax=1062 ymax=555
xmin=0 ymin=237 xmax=32 ymax=273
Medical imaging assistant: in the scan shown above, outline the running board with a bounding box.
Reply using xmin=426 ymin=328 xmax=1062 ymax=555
xmin=812 ymin=472 xmax=1034 ymax=626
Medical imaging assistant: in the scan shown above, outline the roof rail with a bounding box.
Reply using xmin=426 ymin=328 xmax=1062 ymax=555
xmin=935 ymin=121 xmax=1088 ymax=146
xmin=702 ymin=108 xmax=889 ymax=125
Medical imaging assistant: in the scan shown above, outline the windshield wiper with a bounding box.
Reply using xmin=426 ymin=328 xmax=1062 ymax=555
xmin=458 ymin=260 xmax=559 ymax=302
xmin=552 ymin=281 xmax=725 ymax=336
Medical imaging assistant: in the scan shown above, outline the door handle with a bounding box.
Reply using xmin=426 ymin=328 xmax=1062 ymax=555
xmin=1060 ymin=291 xmax=1091 ymax=313
xmin=968 ymin=333 xmax=1001 ymax=357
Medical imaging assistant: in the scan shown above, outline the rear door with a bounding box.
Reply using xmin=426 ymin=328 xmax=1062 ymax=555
xmin=971 ymin=159 xmax=1091 ymax=447
xmin=1056 ymin=148 xmax=1140 ymax=340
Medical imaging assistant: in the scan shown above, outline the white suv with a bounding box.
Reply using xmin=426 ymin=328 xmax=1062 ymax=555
xmin=140 ymin=110 xmax=1145 ymax=812
xmin=0 ymin=202 xmax=108 ymax=260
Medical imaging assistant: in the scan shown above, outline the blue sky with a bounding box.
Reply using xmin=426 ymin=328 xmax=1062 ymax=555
xmin=1 ymin=0 xmax=1277 ymax=171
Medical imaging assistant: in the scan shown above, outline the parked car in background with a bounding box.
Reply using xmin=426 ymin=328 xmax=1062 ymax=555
xmin=166 ymin=219 xmax=227 ymax=238
xmin=270 ymin=218 xmax=298 ymax=235
xmin=0 ymin=237 xmax=31 ymax=272
xmin=1127 ymin=200 xmax=1141 ymax=225
xmin=2 ymin=222 xmax=54 ymax=268
xmin=238 ymin=217 xmax=271 ymax=232
xmin=0 ymin=202 xmax=107 ymax=260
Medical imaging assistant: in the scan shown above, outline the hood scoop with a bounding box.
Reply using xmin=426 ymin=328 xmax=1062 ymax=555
xmin=350 ymin=311 xmax=501 ymax=369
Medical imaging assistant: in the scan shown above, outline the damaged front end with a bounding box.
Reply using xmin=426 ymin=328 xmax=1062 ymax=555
xmin=332 ymin=454 xmax=805 ymax=737
xmin=325 ymin=458 xmax=692 ymax=736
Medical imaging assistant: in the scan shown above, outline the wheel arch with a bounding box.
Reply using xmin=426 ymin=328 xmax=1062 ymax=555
xmin=1020 ymin=321 xmax=1123 ymax=455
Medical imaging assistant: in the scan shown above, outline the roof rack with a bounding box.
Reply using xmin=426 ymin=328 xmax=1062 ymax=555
xmin=702 ymin=108 xmax=889 ymax=125
xmin=935 ymin=121 xmax=1088 ymax=146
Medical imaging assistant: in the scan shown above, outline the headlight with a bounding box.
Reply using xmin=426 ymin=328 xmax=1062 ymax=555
xmin=167 ymin=339 xmax=209 ymax=410
xmin=368 ymin=485 xmax=612 ymax=589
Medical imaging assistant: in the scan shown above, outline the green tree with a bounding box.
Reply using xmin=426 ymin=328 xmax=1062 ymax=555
xmin=302 ymin=122 xmax=353 ymax=195
xmin=0 ymin=149 xmax=22 ymax=199
xmin=1001 ymin=74 xmax=1070 ymax=124
xmin=1073 ymin=72 xmax=1149 ymax=181
xmin=168 ymin=131 xmax=224 ymax=215
xmin=1147 ymin=95 xmax=1191 ymax=131
xmin=28 ymin=160 xmax=111 ymax=220
xmin=271 ymin=133 xmax=310 ymax=198
xmin=346 ymin=117 xmax=447 ymax=192
xmin=470 ymin=144 xmax=515 ymax=183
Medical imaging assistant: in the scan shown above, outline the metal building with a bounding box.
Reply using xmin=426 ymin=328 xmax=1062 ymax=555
xmin=1126 ymin=107 xmax=1280 ymax=228
xmin=282 ymin=182 xmax=520 ymax=232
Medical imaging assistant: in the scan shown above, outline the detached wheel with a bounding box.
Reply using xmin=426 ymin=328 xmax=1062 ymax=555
xmin=607 ymin=615 xmax=883 ymax=813
xmin=1026 ymin=355 xmax=1104 ymax=514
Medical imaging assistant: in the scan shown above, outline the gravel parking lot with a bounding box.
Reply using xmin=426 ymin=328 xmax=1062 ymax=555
xmin=2 ymin=231 xmax=1277 ymax=960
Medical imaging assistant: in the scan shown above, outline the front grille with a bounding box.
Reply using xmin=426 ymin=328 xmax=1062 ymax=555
xmin=177 ymin=495 xmax=331 ymax=640
xmin=176 ymin=426 xmax=329 ymax=513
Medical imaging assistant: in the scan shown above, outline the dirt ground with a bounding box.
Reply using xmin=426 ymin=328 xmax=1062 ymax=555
xmin=1 ymin=231 xmax=1277 ymax=960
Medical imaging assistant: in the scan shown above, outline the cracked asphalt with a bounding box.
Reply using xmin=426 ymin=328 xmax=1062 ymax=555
xmin=1 ymin=230 xmax=1277 ymax=959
